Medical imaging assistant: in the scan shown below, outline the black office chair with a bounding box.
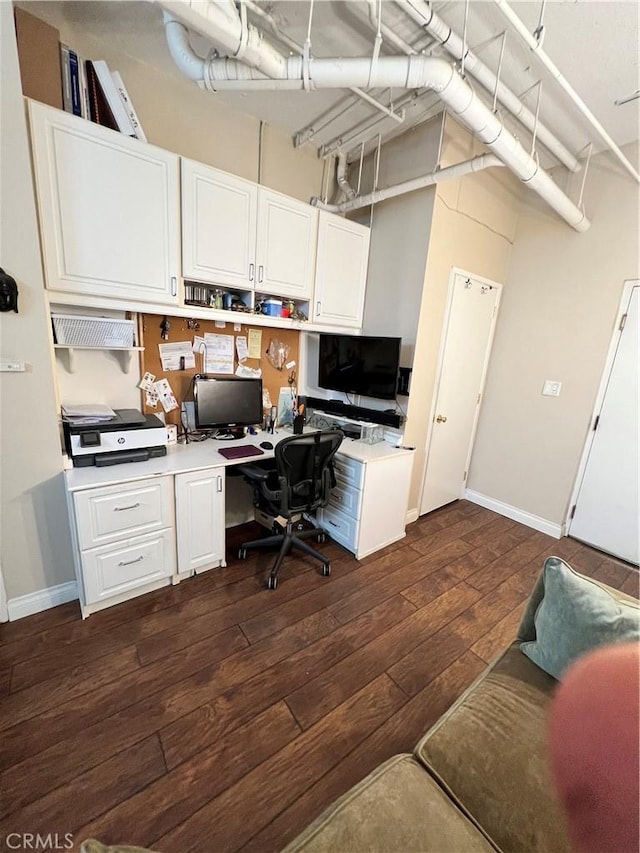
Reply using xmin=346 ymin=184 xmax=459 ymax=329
xmin=237 ymin=429 xmax=344 ymax=589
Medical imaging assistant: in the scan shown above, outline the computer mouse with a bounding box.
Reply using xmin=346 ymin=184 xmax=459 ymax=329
xmin=260 ymin=441 xmax=273 ymax=450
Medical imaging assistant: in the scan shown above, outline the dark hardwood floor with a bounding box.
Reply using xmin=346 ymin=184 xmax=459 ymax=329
xmin=0 ymin=501 xmax=637 ymax=852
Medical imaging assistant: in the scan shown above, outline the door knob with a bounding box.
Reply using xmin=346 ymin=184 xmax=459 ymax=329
xmin=436 ymin=414 xmax=448 ymax=423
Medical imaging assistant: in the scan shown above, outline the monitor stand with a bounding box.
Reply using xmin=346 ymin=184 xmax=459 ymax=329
xmin=216 ymin=427 xmax=245 ymax=440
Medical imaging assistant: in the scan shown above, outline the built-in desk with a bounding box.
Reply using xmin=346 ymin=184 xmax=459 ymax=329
xmin=64 ymin=431 xmax=414 ymax=617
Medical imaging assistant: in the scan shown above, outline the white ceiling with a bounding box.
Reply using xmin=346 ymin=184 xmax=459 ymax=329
xmin=24 ymin=0 xmax=640 ymax=170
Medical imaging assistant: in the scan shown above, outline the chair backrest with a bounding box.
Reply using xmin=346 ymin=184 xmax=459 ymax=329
xmin=274 ymin=429 xmax=344 ymax=515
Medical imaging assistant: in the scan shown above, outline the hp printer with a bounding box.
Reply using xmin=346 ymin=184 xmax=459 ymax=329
xmin=64 ymin=409 xmax=167 ymax=467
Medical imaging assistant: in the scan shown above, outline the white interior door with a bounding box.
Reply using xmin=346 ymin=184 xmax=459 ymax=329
xmin=420 ymin=271 xmax=502 ymax=516
xmin=569 ymin=284 xmax=639 ymax=564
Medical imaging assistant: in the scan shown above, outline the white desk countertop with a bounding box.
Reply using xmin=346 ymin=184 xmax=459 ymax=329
xmin=64 ymin=429 xmax=414 ymax=492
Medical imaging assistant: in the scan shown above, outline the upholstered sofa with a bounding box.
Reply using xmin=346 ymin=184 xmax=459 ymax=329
xmin=284 ymin=557 xmax=639 ymax=853
xmin=83 ymin=557 xmax=638 ymax=853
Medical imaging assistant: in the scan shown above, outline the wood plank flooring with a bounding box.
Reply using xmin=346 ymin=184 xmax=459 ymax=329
xmin=0 ymin=501 xmax=637 ymax=852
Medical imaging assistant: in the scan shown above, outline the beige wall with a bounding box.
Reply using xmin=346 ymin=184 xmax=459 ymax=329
xmin=404 ymin=118 xmax=520 ymax=514
xmin=1 ymin=2 xmax=76 ymax=600
xmin=468 ymin=142 xmax=640 ymax=526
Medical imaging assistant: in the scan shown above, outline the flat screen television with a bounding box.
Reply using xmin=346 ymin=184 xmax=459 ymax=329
xmin=318 ymin=334 xmax=401 ymax=401
xmin=193 ymin=376 xmax=263 ymax=435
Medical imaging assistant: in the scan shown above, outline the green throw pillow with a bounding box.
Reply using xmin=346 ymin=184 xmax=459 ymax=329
xmin=520 ymin=556 xmax=640 ymax=680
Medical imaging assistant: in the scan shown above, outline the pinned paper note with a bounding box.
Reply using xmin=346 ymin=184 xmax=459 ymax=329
xmin=236 ymin=336 xmax=249 ymax=362
xmin=192 ymin=335 xmax=205 ymax=353
xmin=145 ymin=389 xmax=159 ymax=408
xmin=159 ymin=341 xmax=195 ymax=371
xmin=153 ymin=378 xmax=179 ymax=412
xmin=248 ymin=328 xmax=262 ymax=359
xmin=138 ymin=372 xmax=156 ymax=391
xmin=204 ymin=333 xmax=234 ymax=374
xmin=235 ymin=364 xmax=261 ymax=378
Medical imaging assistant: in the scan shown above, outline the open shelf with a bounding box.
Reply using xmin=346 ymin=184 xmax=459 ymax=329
xmin=54 ymin=345 xmax=144 ymax=374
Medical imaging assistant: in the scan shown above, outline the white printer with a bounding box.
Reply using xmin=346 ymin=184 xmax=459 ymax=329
xmin=63 ymin=408 xmax=167 ymax=467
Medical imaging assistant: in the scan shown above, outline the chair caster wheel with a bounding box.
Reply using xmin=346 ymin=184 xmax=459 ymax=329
xmin=238 ymin=548 xmax=247 ymax=560
xmin=322 ymin=563 xmax=331 ymax=577
xmin=268 ymin=576 xmax=278 ymax=590
xmin=317 ymin=532 xmax=326 ymax=543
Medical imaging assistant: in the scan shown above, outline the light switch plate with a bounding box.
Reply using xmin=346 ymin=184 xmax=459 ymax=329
xmin=542 ymin=379 xmax=562 ymax=397
xmin=0 ymin=361 xmax=28 ymax=372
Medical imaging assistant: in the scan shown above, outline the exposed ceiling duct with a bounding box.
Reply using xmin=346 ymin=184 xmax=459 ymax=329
xmin=314 ymin=154 xmax=505 ymax=214
xmin=160 ymin=1 xmax=590 ymax=232
xmin=395 ymin=0 xmax=581 ymax=174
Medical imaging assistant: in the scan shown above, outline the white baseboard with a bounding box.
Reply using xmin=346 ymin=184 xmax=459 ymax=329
xmin=464 ymin=490 xmax=563 ymax=539
xmin=7 ymin=580 xmax=79 ymax=622
xmin=406 ymin=508 xmax=419 ymax=525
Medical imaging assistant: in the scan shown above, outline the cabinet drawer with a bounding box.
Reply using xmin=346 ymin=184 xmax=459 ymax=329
xmin=81 ymin=528 xmax=175 ymax=604
xmin=321 ymin=505 xmax=359 ymax=551
xmin=332 ymin=455 xmax=364 ymax=490
xmin=326 ymin=482 xmax=362 ymax=519
xmin=74 ymin=477 xmax=174 ymax=550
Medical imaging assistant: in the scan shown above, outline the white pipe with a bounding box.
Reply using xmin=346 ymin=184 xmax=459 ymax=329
xmin=164 ymin=14 xmax=205 ymax=81
xmin=397 ymin=0 xmax=580 ymax=173
xmin=335 ymin=153 xmax=357 ymax=200
xmin=162 ymin=16 xmax=589 ymax=231
xmin=491 ymin=0 xmax=640 ymax=183
xmin=314 ymin=154 xmax=504 ymax=213
xmin=160 ymin=0 xmax=287 ymax=78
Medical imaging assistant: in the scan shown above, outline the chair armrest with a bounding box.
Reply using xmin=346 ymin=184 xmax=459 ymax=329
xmin=237 ymin=463 xmax=271 ymax=482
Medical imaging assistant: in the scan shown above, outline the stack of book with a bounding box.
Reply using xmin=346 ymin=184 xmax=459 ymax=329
xmin=59 ymin=48 xmax=146 ymax=141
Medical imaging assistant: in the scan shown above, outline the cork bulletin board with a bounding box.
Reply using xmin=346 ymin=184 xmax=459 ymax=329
xmin=138 ymin=313 xmax=300 ymax=429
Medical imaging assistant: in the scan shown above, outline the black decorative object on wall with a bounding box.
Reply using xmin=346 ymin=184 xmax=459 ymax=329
xmin=0 ymin=268 xmax=19 ymax=313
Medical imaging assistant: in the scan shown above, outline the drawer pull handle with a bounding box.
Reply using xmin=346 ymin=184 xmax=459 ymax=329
xmin=118 ymin=555 xmax=144 ymax=567
xmin=114 ymin=503 xmax=141 ymax=512
xmin=328 ymin=520 xmax=338 ymax=527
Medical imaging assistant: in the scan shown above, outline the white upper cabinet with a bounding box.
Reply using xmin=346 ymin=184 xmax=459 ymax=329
xmin=182 ymin=167 xmax=318 ymax=300
xmin=28 ymin=101 xmax=180 ymax=305
xmin=312 ymin=211 xmax=370 ymax=328
xmin=181 ymin=159 xmax=258 ymax=289
xmin=255 ymin=188 xmax=318 ymax=299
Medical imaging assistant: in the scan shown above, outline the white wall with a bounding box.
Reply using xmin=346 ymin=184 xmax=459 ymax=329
xmin=468 ymin=143 xmax=640 ymax=527
xmin=0 ymin=2 xmax=76 ymax=601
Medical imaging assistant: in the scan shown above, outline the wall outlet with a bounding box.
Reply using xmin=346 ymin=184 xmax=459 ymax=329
xmin=542 ymin=380 xmax=562 ymax=397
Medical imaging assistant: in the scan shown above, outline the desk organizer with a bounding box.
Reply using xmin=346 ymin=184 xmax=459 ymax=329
xmin=308 ymin=411 xmax=384 ymax=445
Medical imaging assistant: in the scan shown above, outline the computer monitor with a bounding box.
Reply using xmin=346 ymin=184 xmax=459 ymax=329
xmin=193 ymin=376 xmax=263 ymax=438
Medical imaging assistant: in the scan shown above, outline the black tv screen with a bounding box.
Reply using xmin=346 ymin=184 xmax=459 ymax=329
xmin=318 ymin=334 xmax=401 ymax=401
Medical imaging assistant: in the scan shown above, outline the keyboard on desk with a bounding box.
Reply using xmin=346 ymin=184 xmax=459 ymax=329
xmin=217 ymin=444 xmax=266 ymax=460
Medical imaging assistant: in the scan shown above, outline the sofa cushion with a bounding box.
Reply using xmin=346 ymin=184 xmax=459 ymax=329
xmin=415 ymin=643 xmax=568 ymax=853
xmin=519 ymin=556 xmax=640 ymax=679
xmin=283 ymin=754 xmax=498 ymax=853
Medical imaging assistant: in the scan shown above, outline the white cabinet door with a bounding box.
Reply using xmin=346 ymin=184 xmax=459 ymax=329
xmin=182 ymin=159 xmax=258 ymax=289
xmin=256 ymin=188 xmax=318 ymax=299
xmin=175 ymin=468 xmax=226 ymax=575
xmin=29 ymin=101 xmax=180 ymax=304
xmin=313 ymin=212 xmax=370 ymax=328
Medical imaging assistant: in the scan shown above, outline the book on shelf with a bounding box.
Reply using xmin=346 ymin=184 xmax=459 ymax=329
xmin=60 ymin=43 xmax=72 ymax=113
xmin=86 ymin=59 xmax=136 ymax=136
xmin=85 ymin=59 xmax=119 ymax=132
xmin=59 ymin=43 xmax=83 ymax=117
xmin=111 ymin=70 xmax=147 ymax=141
